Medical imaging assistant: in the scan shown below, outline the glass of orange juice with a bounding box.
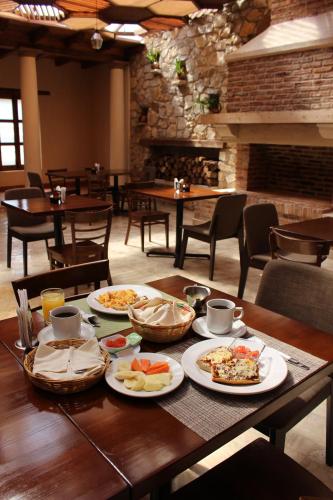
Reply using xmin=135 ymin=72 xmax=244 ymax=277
xmin=41 ymin=288 xmax=65 ymax=324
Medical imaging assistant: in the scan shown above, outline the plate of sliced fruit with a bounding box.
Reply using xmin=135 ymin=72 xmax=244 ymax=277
xmin=105 ymin=352 xmax=184 ymax=398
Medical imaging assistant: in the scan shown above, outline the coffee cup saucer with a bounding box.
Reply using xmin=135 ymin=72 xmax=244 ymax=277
xmin=37 ymin=322 xmax=95 ymax=344
xmin=192 ymin=316 xmax=247 ymax=339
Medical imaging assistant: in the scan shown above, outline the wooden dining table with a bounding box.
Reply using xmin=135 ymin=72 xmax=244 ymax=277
xmin=1 ymin=195 xmax=112 ymax=246
xmin=278 ymin=217 xmax=333 ymax=244
xmin=129 ymin=184 xmax=225 ymax=267
xmin=1 ymin=275 xmax=333 ymax=499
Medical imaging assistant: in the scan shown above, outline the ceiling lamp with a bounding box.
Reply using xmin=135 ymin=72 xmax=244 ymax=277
xmin=91 ymin=30 xmax=103 ymax=49
xmin=14 ymin=0 xmax=66 ymax=21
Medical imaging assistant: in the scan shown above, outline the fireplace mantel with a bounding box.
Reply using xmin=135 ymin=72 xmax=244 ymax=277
xmin=199 ymin=110 xmax=333 ymax=146
xmin=140 ymin=138 xmax=224 ymax=149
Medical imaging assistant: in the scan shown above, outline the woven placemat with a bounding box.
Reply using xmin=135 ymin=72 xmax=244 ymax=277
xmin=157 ymin=327 xmax=327 ymax=441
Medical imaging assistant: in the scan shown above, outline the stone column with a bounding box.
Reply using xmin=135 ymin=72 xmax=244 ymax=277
xmin=109 ymin=66 xmax=129 ymax=172
xmin=20 ymin=52 xmax=43 ymax=184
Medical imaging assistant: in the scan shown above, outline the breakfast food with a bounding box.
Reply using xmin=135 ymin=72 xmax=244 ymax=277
xmin=197 ymin=346 xmax=233 ymax=372
xmin=197 ymin=344 xmax=261 ymax=385
xmin=129 ymin=297 xmax=192 ymax=325
xmin=97 ymin=289 xmax=139 ymax=310
xmin=114 ymin=357 xmax=172 ymax=392
xmin=211 ymin=358 xmax=260 ymax=385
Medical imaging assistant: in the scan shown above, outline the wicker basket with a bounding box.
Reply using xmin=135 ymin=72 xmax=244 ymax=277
xmin=128 ymin=301 xmax=196 ymax=343
xmin=24 ymin=338 xmax=110 ymax=394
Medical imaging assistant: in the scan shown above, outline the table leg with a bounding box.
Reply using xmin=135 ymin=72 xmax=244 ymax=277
xmin=174 ymin=201 xmax=184 ymax=267
xmin=112 ymin=175 xmax=120 ymax=215
xmin=53 ymin=213 xmax=64 ymax=246
xmin=75 ymin=177 xmax=81 ymax=195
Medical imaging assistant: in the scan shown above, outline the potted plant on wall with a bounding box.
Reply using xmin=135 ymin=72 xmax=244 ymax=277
xmin=146 ymin=49 xmax=161 ymax=74
xmin=196 ymin=92 xmax=221 ymax=113
xmin=175 ymin=58 xmax=187 ymax=85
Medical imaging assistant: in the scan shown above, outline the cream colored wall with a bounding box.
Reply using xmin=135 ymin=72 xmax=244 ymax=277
xmin=0 ymin=54 xmax=110 ymax=188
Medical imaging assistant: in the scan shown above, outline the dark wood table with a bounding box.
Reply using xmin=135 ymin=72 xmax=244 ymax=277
xmin=1 ymin=195 xmax=112 ymax=246
xmin=278 ymin=217 xmax=333 ymax=244
xmin=130 ymin=185 xmax=223 ymax=267
xmin=2 ymin=275 xmax=333 ymax=499
xmin=0 ymin=342 xmax=129 ymax=499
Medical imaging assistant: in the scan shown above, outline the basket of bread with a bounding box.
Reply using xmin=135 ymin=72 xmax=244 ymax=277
xmin=128 ymin=297 xmax=195 ymax=343
xmin=24 ymin=337 xmax=110 ymax=394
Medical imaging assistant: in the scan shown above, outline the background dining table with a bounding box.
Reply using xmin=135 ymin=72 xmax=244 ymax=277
xmin=278 ymin=217 xmax=333 ymax=244
xmin=129 ymin=184 xmax=227 ymax=267
xmin=1 ymin=195 xmax=112 ymax=246
xmin=1 ymin=275 xmax=333 ymax=499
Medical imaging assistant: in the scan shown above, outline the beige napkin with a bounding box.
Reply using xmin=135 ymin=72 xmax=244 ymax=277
xmin=130 ymin=299 xmax=191 ymax=325
xmin=33 ymin=338 xmax=104 ymax=380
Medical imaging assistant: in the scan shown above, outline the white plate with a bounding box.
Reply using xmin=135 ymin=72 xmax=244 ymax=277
xmin=181 ymin=338 xmax=288 ymax=395
xmin=192 ymin=316 xmax=247 ymax=339
xmin=105 ymin=352 xmax=184 ymax=398
xmin=87 ymin=284 xmax=162 ymax=316
xmin=38 ymin=323 xmax=95 ymax=344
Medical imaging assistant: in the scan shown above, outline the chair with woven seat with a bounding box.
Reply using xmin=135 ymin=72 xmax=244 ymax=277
xmin=124 ymin=181 xmax=169 ymax=252
xmin=87 ymin=172 xmax=111 ymax=201
xmin=238 ymin=202 xmax=279 ymax=298
xmin=270 ymin=227 xmax=330 ymax=266
xmin=254 ymin=260 xmax=333 ymax=465
xmin=179 ymin=194 xmax=247 ymax=281
xmin=5 ymin=187 xmax=55 ymax=276
xmin=12 ymin=260 xmax=110 ymax=306
xmin=171 ymin=438 xmax=333 ymax=500
xmin=47 ymin=208 xmax=112 ymax=285
xmin=28 ymin=172 xmax=49 ymax=197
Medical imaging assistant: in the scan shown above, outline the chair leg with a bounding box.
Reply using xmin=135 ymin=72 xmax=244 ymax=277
xmin=23 ymin=241 xmax=28 ymax=276
xmin=238 ymin=261 xmax=249 ymax=299
xmin=124 ymin=219 xmax=131 ymax=245
xmin=326 ymin=381 xmax=333 ymax=466
xmin=7 ymin=233 xmax=12 ymax=268
xmin=269 ymin=428 xmax=286 ymax=451
xmin=165 ymin=218 xmax=169 ymax=248
xmin=209 ymin=239 xmax=216 ymax=281
xmin=148 ymin=223 xmax=152 ymax=242
xmin=107 ymin=268 xmax=113 ymax=286
xmin=140 ymin=222 xmax=145 ymax=252
xmin=179 ymin=233 xmax=188 ymax=270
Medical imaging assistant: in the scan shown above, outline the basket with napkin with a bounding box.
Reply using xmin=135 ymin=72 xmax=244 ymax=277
xmin=128 ymin=297 xmax=195 ymax=343
xmin=24 ymin=337 xmax=109 ymax=394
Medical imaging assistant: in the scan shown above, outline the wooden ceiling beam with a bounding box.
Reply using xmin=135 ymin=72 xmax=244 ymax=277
xmin=29 ymin=26 xmax=49 ymax=44
xmin=64 ymin=30 xmax=86 ymax=48
xmin=54 ymin=56 xmax=70 ymax=66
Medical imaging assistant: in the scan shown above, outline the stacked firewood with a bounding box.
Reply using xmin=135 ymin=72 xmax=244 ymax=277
xmin=144 ymin=155 xmax=219 ymax=186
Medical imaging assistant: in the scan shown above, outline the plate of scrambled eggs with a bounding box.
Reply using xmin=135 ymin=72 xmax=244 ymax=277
xmin=87 ymin=284 xmax=162 ymax=315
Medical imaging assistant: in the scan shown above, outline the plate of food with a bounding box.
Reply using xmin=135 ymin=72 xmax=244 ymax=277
xmin=181 ymin=338 xmax=288 ymax=395
xmin=86 ymin=284 xmax=162 ymax=315
xmin=105 ymin=352 xmax=184 ymax=398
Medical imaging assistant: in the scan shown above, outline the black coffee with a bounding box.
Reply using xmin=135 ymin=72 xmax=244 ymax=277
xmin=211 ymin=305 xmax=231 ymax=310
xmin=54 ymin=312 xmax=75 ymax=318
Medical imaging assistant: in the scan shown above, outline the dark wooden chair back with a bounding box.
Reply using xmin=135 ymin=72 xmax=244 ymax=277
xmin=87 ymin=172 xmax=109 ymax=200
xmin=27 ymin=172 xmax=46 ymax=196
xmin=47 ymin=169 xmax=67 ymax=191
xmin=66 ymin=208 xmax=112 ymax=264
xmin=12 ymin=259 xmax=110 ymax=305
xmin=210 ymin=194 xmax=247 ymax=240
xmin=270 ymin=227 xmax=330 ymax=266
xmin=125 ymin=181 xmax=157 ymax=211
xmin=244 ymin=203 xmax=279 ymax=257
xmin=4 ymin=187 xmax=46 ymax=226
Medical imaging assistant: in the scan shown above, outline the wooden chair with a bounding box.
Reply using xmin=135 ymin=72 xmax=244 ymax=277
xmin=47 ymin=169 xmax=76 ymax=194
xmin=124 ymin=182 xmax=169 ymax=252
xmin=12 ymin=260 xmax=110 ymax=306
xmin=5 ymin=187 xmax=55 ymax=276
xmin=87 ymin=172 xmax=110 ymax=200
xmin=255 ymin=260 xmax=333 ymax=465
xmin=238 ymin=203 xmax=279 ymax=298
xmin=179 ymin=194 xmax=247 ymax=281
xmin=47 ymin=208 xmax=112 ymax=285
xmin=270 ymin=227 xmax=330 ymax=266
xmin=171 ymin=438 xmax=333 ymax=500
xmin=27 ymin=172 xmax=49 ymax=197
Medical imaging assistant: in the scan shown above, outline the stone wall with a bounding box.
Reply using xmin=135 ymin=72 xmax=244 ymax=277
xmin=270 ymin=0 xmax=333 ymax=24
xmin=129 ymin=0 xmax=270 ymax=180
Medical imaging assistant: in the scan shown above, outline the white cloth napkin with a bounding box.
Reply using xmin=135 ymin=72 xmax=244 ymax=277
xmin=130 ymin=299 xmax=191 ymax=325
xmin=33 ymin=338 xmax=104 ymax=380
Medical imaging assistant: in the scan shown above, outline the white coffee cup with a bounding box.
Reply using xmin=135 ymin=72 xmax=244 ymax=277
xmin=60 ymin=186 xmax=66 ymax=203
xmin=50 ymin=305 xmax=81 ymax=339
xmin=206 ymin=298 xmax=244 ymax=334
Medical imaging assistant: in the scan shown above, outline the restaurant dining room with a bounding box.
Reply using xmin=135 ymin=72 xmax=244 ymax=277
xmin=2 ymin=0 xmax=333 ymax=498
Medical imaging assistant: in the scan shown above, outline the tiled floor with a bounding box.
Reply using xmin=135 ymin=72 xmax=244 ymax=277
xmin=1 ymin=202 xmax=332 ymax=491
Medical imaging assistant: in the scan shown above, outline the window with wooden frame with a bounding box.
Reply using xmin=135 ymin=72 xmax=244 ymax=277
xmin=0 ymin=91 xmax=24 ymax=170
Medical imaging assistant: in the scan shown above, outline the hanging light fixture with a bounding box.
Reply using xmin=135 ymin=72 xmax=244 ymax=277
xmin=90 ymin=0 xmax=103 ymax=50
xmin=14 ymin=0 xmax=66 ymax=21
